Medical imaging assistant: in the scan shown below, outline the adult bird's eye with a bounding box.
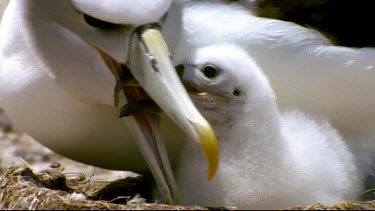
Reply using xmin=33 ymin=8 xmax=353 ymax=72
xmin=83 ymin=14 xmax=121 ymax=29
xmin=202 ymin=65 xmax=219 ymax=79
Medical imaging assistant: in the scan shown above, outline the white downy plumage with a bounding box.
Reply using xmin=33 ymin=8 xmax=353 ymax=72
xmin=163 ymin=0 xmax=375 ymax=178
xmin=175 ymin=44 xmax=363 ymax=209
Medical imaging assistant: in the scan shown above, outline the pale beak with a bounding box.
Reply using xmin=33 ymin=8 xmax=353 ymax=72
xmin=127 ymin=24 xmax=219 ymax=200
xmin=98 ymin=23 xmax=219 ymax=205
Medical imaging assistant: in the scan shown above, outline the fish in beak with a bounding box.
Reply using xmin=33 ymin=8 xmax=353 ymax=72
xmin=96 ymin=24 xmax=219 ymax=205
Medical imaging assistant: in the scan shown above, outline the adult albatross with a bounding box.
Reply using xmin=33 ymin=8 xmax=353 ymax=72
xmin=0 ymin=0 xmax=219 ymax=204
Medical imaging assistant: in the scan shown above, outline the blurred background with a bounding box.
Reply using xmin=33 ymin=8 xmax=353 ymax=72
xmin=0 ymin=0 xmax=11 ymax=133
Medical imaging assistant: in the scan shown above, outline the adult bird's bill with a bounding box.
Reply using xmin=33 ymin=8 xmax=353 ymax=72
xmin=83 ymin=20 xmax=219 ymax=206
xmin=129 ymin=24 xmax=219 ymax=179
xmin=96 ymin=24 xmax=219 ymax=204
xmin=123 ymin=24 xmax=219 ymax=203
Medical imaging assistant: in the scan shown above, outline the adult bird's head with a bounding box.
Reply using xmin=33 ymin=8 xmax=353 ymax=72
xmin=0 ymin=0 xmax=219 ymax=204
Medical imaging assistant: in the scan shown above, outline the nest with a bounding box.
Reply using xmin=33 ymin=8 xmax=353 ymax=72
xmin=1 ymin=165 xmax=375 ymax=210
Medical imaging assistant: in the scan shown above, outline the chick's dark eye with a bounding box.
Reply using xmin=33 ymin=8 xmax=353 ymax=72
xmin=83 ymin=14 xmax=121 ymax=29
xmin=202 ymin=65 xmax=219 ymax=79
xmin=175 ymin=64 xmax=185 ymax=79
xmin=233 ymin=89 xmax=241 ymax=96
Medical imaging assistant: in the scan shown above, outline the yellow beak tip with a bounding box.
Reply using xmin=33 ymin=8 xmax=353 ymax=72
xmin=207 ymin=154 xmax=219 ymax=180
xmin=197 ymin=123 xmax=219 ymax=181
xmin=207 ymin=169 xmax=217 ymax=181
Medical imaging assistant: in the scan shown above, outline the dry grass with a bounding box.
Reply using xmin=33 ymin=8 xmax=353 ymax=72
xmin=0 ymin=165 xmax=211 ymax=210
xmin=285 ymin=201 xmax=375 ymax=210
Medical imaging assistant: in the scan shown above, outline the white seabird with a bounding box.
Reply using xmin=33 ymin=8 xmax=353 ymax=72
xmin=163 ymin=0 xmax=375 ymax=178
xmin=0 ymin=0 xmax=219 ymax=204
xmin=175 ymin=44 xmax=363 ymax=209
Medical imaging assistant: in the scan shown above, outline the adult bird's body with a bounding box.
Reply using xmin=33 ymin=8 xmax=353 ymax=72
xmin=0 ymin=0 xmax=219 ymax=204
xmin=175 ymin=44 xmax=362 ymax=209
xmin=163 ymin=0 xmax=375 ymax=176
xmin=1 ymin=0 xmax=140 ymax=171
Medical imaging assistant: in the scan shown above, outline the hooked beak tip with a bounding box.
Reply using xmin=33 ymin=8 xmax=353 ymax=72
xmin=194 ymin=121 xmax=219 ymax=180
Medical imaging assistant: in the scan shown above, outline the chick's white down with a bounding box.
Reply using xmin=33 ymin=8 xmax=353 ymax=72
xmin=163 ymin=0 xmax=375 ymax=179
xmin=175 ymin=44 xmax=362 ymax=209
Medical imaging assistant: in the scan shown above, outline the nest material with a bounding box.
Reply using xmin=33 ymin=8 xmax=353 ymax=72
xmin=285 ymin=201 xmax=375 ymax=210
xmin=0 ymin=165 xmax=208 ymax=210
